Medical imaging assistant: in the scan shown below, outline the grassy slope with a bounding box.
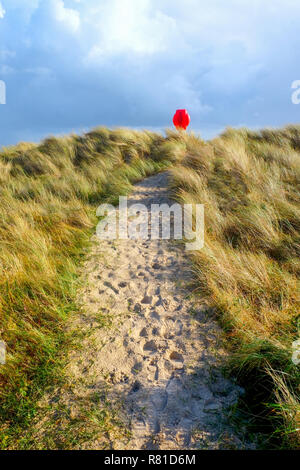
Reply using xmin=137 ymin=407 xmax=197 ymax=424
xmin=0 ymin=128 xmax=170 ymax=448
xmin=0 ymin=125 xmax=299 ymax=449
xmin=167 ymin=127 xmax=299 ymax=448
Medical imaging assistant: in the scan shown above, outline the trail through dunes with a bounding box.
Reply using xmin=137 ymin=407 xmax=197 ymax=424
xmin=32 ymin=172 xmax=253 ymax=450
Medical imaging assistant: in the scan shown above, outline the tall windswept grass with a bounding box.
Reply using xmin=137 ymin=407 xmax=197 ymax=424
xmin=169 ymin=126 xmax=300 ymax=448
xmin=1 ymin=124 xmax=299 ymax=449
xmin=0 ymin=128 xmax=170 ymax=447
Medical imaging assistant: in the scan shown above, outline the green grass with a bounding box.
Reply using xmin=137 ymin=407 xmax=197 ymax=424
xmin=0 ymin=127 xmax=171 ymax=449
xmin=168 ymin=126 xmax=300 ymax=448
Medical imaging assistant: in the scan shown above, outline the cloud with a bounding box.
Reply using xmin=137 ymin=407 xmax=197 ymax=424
xmin=85 ymin=0 xmax=176 ymax=57
xmin=31 ymin=0 xmax=80 ymax=36
xmin=0 ymin=0 xmax=300 ymax=146
xmin=50 ymin=0 xmax=80 ymax=33
xmin=0 ymin=2 xmax=5 ymax=18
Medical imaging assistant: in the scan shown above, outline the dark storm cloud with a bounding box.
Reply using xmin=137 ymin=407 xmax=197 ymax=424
xmin=0 ymin=0 xmax=300 ymax=146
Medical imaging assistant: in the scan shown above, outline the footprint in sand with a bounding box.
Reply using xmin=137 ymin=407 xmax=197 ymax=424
xmin=143 ymin=340 xmax=158 ymax=352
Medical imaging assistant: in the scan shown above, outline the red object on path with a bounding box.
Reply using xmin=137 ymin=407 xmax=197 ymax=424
xmin=173 ymin=109 xmax=190 ymax=130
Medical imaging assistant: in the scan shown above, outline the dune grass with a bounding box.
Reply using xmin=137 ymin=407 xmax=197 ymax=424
xmin=0 ymin=125 xmax=299 ymax=449
xmin=0 ymin=127 xmax=170 ymax=448
xmin=168 ymin=126 xmax=300 ymax=448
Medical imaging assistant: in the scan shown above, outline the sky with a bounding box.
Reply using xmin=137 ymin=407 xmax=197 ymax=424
xmin=0 ymin=0 xmax=300 ymax=146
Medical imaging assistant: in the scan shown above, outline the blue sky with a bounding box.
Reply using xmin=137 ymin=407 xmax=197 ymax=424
xmin=0 ymin=0 xmax=300 ymax=146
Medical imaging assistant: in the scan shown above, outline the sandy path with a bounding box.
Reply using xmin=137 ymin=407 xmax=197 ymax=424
xmin=59 ymin=171 xmax=249 ymax=450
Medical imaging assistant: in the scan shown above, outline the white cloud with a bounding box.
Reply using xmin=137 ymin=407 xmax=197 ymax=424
xmin=0 ymin=2 xmax=5 ymax=18
xmin=1 ymin=0 xmax=39 ymax=23
xmin=84 ymin=0 xmax=176 ymax=59
xmin=51 ymin=0 xmax=80 ymax=33
xmin=31 ymin=0 xmax=80 ymax=35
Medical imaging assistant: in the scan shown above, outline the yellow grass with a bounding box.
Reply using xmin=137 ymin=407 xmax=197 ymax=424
xmin=0 ymin=124 xmax=299 ymax=448
xmin=0 ymin=128 xmax=169 ymax=448
xmin=169 ymin=126 xmax=300 ymax=447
